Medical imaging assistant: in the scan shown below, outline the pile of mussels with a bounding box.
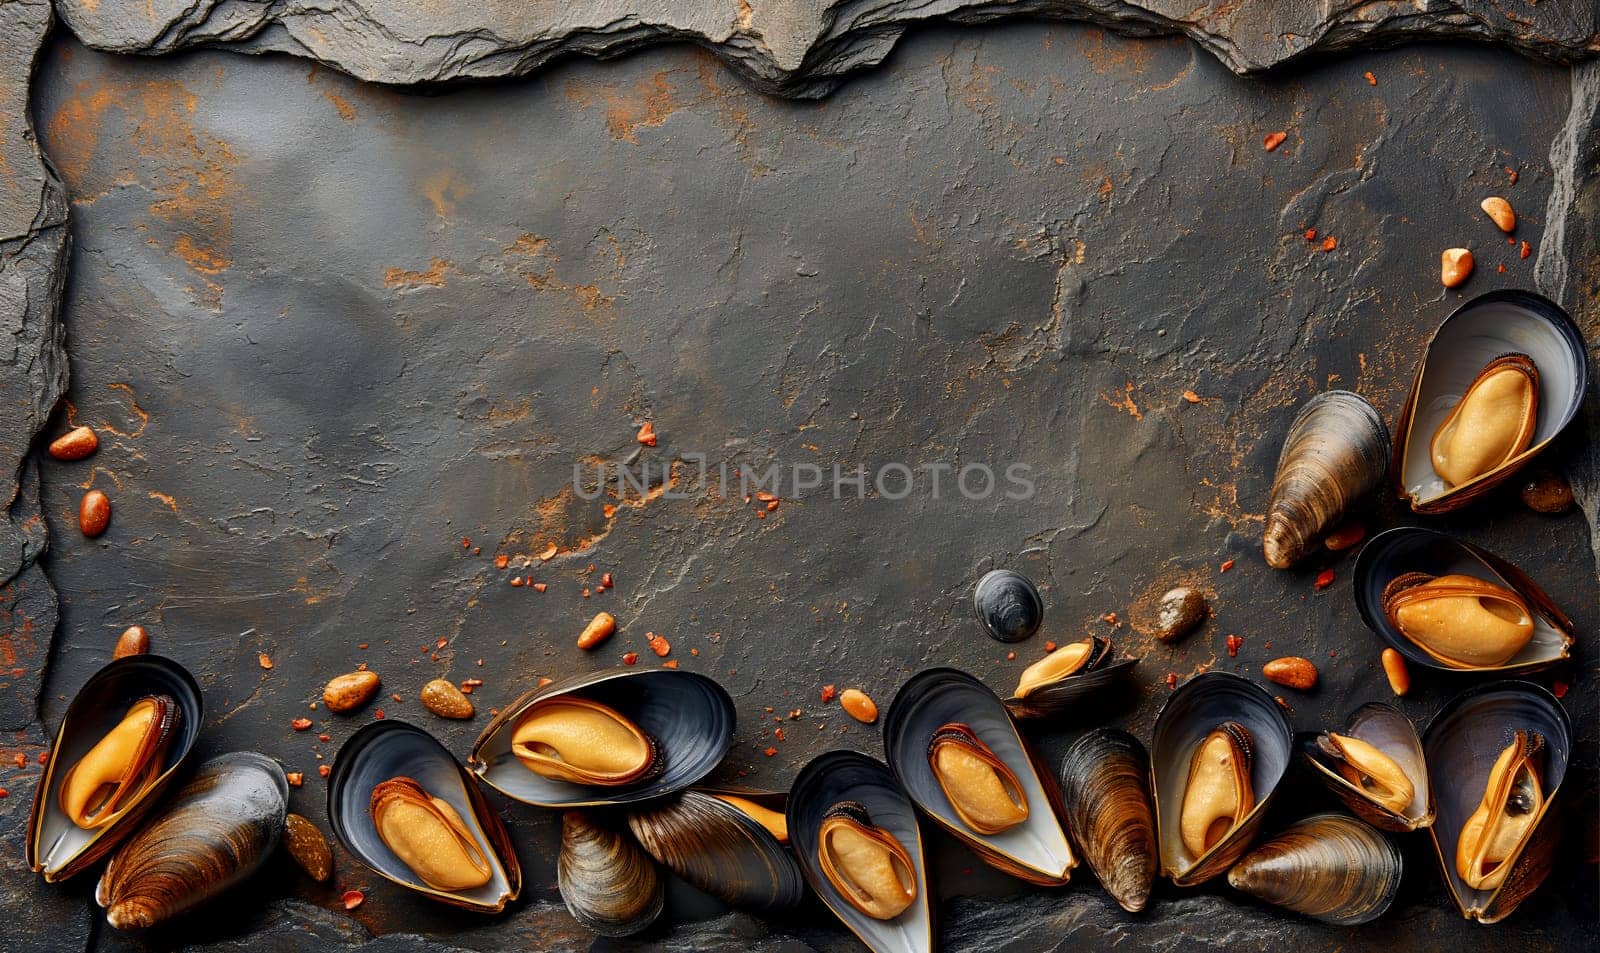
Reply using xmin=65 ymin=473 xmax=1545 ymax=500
xmin=24 ymin=291 xmax=1583 ymax=945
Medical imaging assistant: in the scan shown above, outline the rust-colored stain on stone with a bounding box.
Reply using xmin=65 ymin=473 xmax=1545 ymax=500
xmin=565 ymin=70 xmax=680 ymax=143
xmin=383 ymin=257 xmax=453 ymax=289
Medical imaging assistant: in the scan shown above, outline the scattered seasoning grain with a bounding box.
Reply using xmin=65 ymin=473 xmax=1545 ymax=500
xmin=756 ymin=510 xmax=766 ymax=519
xmin=1520 ymin=240 xmax=1531 ymax=259
xmin=1263 ymin=131 xmax=1287 ymax=151
xmin=319 ymin=764 xmax=331 ymax=777
xmin=766 ymin=500 xmax=779 ymax=512
xmin=291 ymin=718 xmax=313 ymax=731
xmin=1165 ymin=673 xmax=1178 ymax=690
xmin=1182 ymin=390 xmax=1202 ymax=403
xmin=1226 ymin=634 xmax=1243 ymax=657
xmin=1498 ymin=264 xmax=1506 ymax=274
xmin=390 ymin=693 xmax=403 ymax=703
xmin=1321 ymin=236 xmax=1338 ymax=252
xmin=0 ymin=789 xmax=8 ymax=798
xmin=461 ymin=538 xmax=471 ymax=549
xmin=258 ymin=653 xmax=274 ymax=670
xmin=510 ymin=577 xmax=524 ymax=587
xmin=601 ymin=573 xmax=613 ymax=587
xmin=582 ymin=588 xmax=591 ymax=598
xmin=1314 ymin=569 xmax=1335 ymax=590
xmin=774 ymin=727 xmax=785 ymax=741
xmin=1043 ymin=641 xmax=1057 ymax=652
xmin=1364 ymin=71 xmax=1376 ymax=86
xmin=494 ymin=554 xmax=509 ymax=569
xmin=1304 ymin=228 xmax=1316 ymax=241
xmin=764 ymin=747 xmax=777 ymax=757
xmin=1552 ymin=681 xmax=1569 ymax=699
xmin=37 ymin=750 xmax=48 ymax=765
xmin=821 ymin=684 xmax=837 ymax=703
xmin=1219 ymin=559 xmax=1235 ymax=572
xmin=662 ymin=659 xmax=679 ymax=669
xmin=342 ymin=890 xmax=364 ymax=910
xmin=1507 ymin=167 xmax=1519 ymax=184
xmin=637 ymin=422 xmax=658 ymax=446
xmin=622 ymin=652 xmax=639 ymax=666
xmin=374 ymin=709 xmax=385 ymax=719
xmin=534 ymin=583 xmax=547 ymax=592
xmin=1006 ymin=651 xmax=1016 ymax=661
xmin=13 ymin=753 xmax=25 ymax=769
xmin=646 ymin=632 xmax=671 ymax=657
xmin=318 ymin=734 xmax=331 ymax=743
xmin=286 ymin=772 xmax=304 ymax=787
xmin=1100 ymin=612 xmax=1118 ymax=625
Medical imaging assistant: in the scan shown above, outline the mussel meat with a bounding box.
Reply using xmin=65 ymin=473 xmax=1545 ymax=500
xmin=884 ymin=669 xmax=1074 ymax=885
xmin=1424 ymin=681 xmax=1569 ymax=923
xmin=328 ymin=720 xmax=520 ymax=911
xmin=96 ymin=752 xmax=287 ymax=931
xmin=789 ymin=751 xmax=932 ymax=953
xmin=1004 ymin=636 xmax=1138 ymax=721
xmin=28 ymin=656 xmax=202 ymax=883
xmin=558 ymin=810 xmax=663 ymax=937
xmin=1302 ymin=703 xmax=1432 ymax=832
xmin=1179 ymin=722 xmax=1255 ymax=858
xmin=1226 ymin=813 xmax=1402 ymax=926
xmin=1151 ymin=673 xmax=1292 ymax=886
xmin=371 ymin=777 xmax=493 ymax=891
xmin=817 ymin=802 xmax=918 ymax=920
xmin=626 ymin=789 xmax=805 ymax=911
xmin=511 ymin=696 xmax=658 ymax=786
xmin=973 ymin=569 xmax=1043 ymax=643
xmin=1354 ymin=528 xmax=1572 ymax=674
xmin=470 ymin=668 xmax=734 ymax=808
xmin=1058 ymin=729 xmax=1157 ymax=913
xmin=1262 ymin=390 xmax=1389 ymax=569
xmin=1455 ymin=731 xmax=1545 ymax=891
xmin=1394 ymin=290 xmax=1586 ymax=513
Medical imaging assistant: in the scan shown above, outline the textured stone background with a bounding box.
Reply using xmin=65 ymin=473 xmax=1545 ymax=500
xmin=1 ymin=3 xmax=1598 ymax=952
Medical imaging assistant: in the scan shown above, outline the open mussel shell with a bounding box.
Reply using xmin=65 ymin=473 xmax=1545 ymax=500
xmin=627 ymin=788 xmax=804 ymax=911
xmin=1004 ymin=636 xmax=1138 ymax=721
xmin=1150 ymin=672 xmax=1292 ymax=887
xmin=1423 ymin=681 xmax=1570 ymax=924
xmin=1226 ymin=813 xmax=1402 ymax=926
xmin=1262 ymin=390 xmax=1389 ymax=569
xmin=1395 ymin=290 xmax=1587 ymax=513
xmin=973 ymin=569 xmax=1043 ymax=643
xmin=95 ymin=752 xmax=287 ymax=931
xmin=1058 ymin=729 xmax=1157 ymax=913
xmin=789 ymin=751 xmax=932 ymax=953
xmin=328 ymin=720 xmax=520 ymax=912
xmin=469 ymin=668 xmax=734 ymax=807
xmin=1353 ymin=526 xmax=1573 ymax=674
xmin=884 ymin=668 xmax=1074 ymax=885
xmin=559 ymin=810 xmax=663 ymax=937
xmin=1301 ymin=702 xmax=1433 ymax=832
xmin=27 ymin=655 xmax=202 ymax=883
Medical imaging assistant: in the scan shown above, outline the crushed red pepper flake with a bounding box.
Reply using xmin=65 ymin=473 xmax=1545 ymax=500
xmin=390 ymin=693 xmax=403 ymax=703
xmin=662 ymin=659 xmax=680 ymax=669
xmin=1182 ymin=390 xmax=1202 ymax=403
xmin=286 ymin=772 xmax=304 ymax=787
xmin=1507 ymin=167 xmax=1519 ymax=184
xmin=1263 ymin=131 xmax=1287 ymax=151
xmin=510 ymin=577 xmax=524 ymax=587
xmin=601 ymin=573 xmax=614 ymax=587
xmin=38 ymin=751 xmax=49 ymax=765
xmin=1364 ymin=71 xmax=1377 ymax=86
xmin=258 ymin=652 xmax=274 ymax=670
xmin=1044 ymin=641 xmax=1057 ymax=652
xmin=1165 ymin=673 xmax=1178 ymax=690
xmin=1100 ymin=612 xmax=1118 ymax=625
xmin=538 ymin=677 xmax=554 ymax=687
xmin=766 ymin=500 xmax=779 ymax=512
xmin=636 ymin=422 xmax=658 ymax=446
xmin=358 ymin=643 xmax=368 ymax=650
xmin=0 ymin=789 xmax=8 ymax=798
xmin=318 ymin=734 xmax=331 ymax=743
xmin=1321 ymin=236 xmax=1338 ymax=252
xmin=13 ymin=753 xmax=26 ymax=769
xmin=690 ymin=647 xmax=700 ymax=656
xmin=1006 ymin=651 xmax=1016 ymax=661
xmin=534 ymin=582 xmax=547 ymax=592
xmin=494 ymin=554 xmax=509 ymax=569
xmin=821 ymin=684 xmax=837 ymax=703
xmin=1314 ymin=568 xmax=1336 ymax=590
xmin=1304 ymin=228 xmax=1316 ymax=241
xmin=582 ymin=588 xmax=591 ymax=598
xmin=319 ymin=764 xmax=331 ymax=777
xmin=291 ymin=718 xmax=313 ymax=731
xmin=775 ymin=727 xmax=785 ymax=741
xmin=1552 ymin=681 xmax=1569 ymax=698
xmin=1498 ymin=263 xmax=1506 ymax=274
xmin=622 ymin=652 xmax=639 ymax=666
xmin=374 ymin=709 xmax=385 ymax=719
xmin=461 ymin=538 xmax=471 ymax=549
xmin=646 ymin=632 xmax=671 ymax=657
xmin=1226 ymin=634 xmax=1243 ymax=657
xmin=343 ymin=890 xmax=364 ymax=910
xmin=764 ymin=747 xmax=778 ymax=757
xmin=1274 ymin=695 xmax=1293 ymax=712
xmin=756 ymin=510 xmax=766 ymax=519
xmin=1220 ymin=559 xmax=1235 ymax=572
xmin=1520 ymin=240 xmax=1532 ymax=259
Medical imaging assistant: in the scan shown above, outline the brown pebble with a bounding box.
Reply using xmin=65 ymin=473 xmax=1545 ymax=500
xmin=576 ymin=611 xmax=617 ymax=650
xmin=284 ymin=813 xmax=333 ymax=882
xmin=1520 ymin=470 xmax=1574 ymax=514
xmin=79 ymin=490 xmax=110 ymax=538
xmin=839 ymin=688 xmax=878 ymax=724
xmin=1262 ymin=656 xmax=1318 ymax=691
xmin=323 ymin=670 xmax=381 ymax=713
xmin=48 ymin=426 xmax=99 ymax=461
xmin=420 ymin=678 xmax=475 ymax=719
xmin=113 ymin=625 xmax=149 ymax=659
xmin=1441 ymin=248 xmax=1474 ymax=288
xmin=1154 ymin=587 xmax=1207 ymax=643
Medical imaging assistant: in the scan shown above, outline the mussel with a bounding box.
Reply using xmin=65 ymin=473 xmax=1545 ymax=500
xmin=558 ymin=810 xmax=663 ymax=937
xmin=1262 ymin=390 xmax=1389 ymax=569
xmin=884 ymin=669 xmax=1074 ymax=885
xmin=470 ymin=668 xmax=734 ymax=807
xmin=973 ymin=569 xmax=1044 ymax=643
xmin=1394 ymin=290 xmax=1586 ymax=513
xmin=1058 ymin=729 xmax=1157 ymax=913
xmin=789 ymin=751 xmax=932 ymax=953
xmin=1226 ymin=813 xmax=1402 ymax=925
xmin=1150 ymin=672 xmax=1292 ymax=886
xmin=1302 ymin=703 xmax=1433 ymax=832
xmin=328 ymin=720 xmax=520 ymax=912
xmin=1353 ymin=527 xmax=1573 ymax=674
xmin=1003 ymin=636 xmax=1138 ymax=721
xmin=627 ymin=788 xmax=806 ymax=911
xmin=27 ymin=656 xmax=202 ymax=883
xmin=96 ymin=752 xmax=287 ymax=930
xmin=1424 ymin=682 xmax=1569 ymax=923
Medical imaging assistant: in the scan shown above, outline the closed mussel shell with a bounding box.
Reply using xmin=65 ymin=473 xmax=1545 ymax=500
xmin=469 ymin=668 xmax=734 ymax=808
xmin=328 ymin=720 xmax=520 ymax=912
xmin=95 ymin=752 xmax=287 ymax=931
xmin=1058 ymin=729 xmax=1157 ymax=912
xmin=973 ymin=569 xmax=1044 ymax=643
xmin=558 ymin=810 xmax=663 ymax=937
xmin=884 ymin=668 xmax=1075 ymax=885
xmin=1262 ymin=390 xmax=1390 ymax=569
xmin=1423 ymin=681 xmax=1570 ymax=923
xmin=788 ymin=750 xmax=932 ymax=953
xmin=1353 ymin=527 xmax=1573 ymax=674
xmin=1150 ymin=672 xmax=1293 ymax=887
xmin=1226 ymin=813 xmax=1402 ymax=926
xmin=1301 ymin=702 xmax=1433 ymax=832
xmin=627 ymin=788 xmax=804 ymax=911
xmin=27 ymin=656 xmax=203 ymax=883
xmin=1004 ymin=636 xmax=1138 ymax=721
xmin=1394 ymin=290 xmax=1586 ymax=514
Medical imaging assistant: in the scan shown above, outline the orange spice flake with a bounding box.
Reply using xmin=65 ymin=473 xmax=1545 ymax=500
xmin=1165 ymin=672 xmax=1178 ymax=690
xmin=1304 ymin=228 xmax=1316 ymax=241
xmin=342 ymin=890 xmax=364 ymax=910
xmin=291 ymin=718 xmax=313 ymax=731
xmin=1226 ymin=634 xmax=1243 ymax=657
xmin=319 ymin=764 xmax=331 ymax=777
xmin=1263 ymin=131 xmax=1287 ymax=151
xmin=494 ymin=554 xmax=509 ymax=569
xmin=622 ymin=651 xmax=639 ymax=666
xmin=1314 ymin=568 xmax=1336 ymax=590
xmin=258 ymin=653 xmax=274 ymax=670
xmin=636 ymin=422 xmax=658 ymax=446
xmin=1520 ymin=240 xmax=1532 ymax=259
xmin=820 ymin=684 xmax=837 ymax=703
xmin=1182 ymin=390 xmax=1202 ymax=403
xmin=1364 ymin=71 xmax=1377 ymax=86
xmin=646 ymin=632 xmax=671 ymax=657
xmin=534 ymin=582 xmax=548 ymax=592
xmin=1321 ymin=236 xmax=1338 ymax=252
xmin=286 ymin=772 xmax=304 ymax=787
xmin=1220 ymin=558 xmax=1235 ymax=573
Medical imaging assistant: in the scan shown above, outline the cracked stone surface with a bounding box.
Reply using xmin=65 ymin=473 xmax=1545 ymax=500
xmin=1 ymin=9 xmax=1598 ymax=953
xmin=48 ymin=1 xmax=1600 ymax=96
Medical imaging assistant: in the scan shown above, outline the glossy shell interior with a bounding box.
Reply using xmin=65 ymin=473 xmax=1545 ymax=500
xmin=329 ymin=720 xmax=520 ymax=912
xmin=1003 ymin=637 xmax=1139 ymax=721
xmin=1150 ymin=672 xmax=1293 ymax=886
xmin=883 ymin=668 xmax=1074 ymax=885
xmin=1423 ymin=681 xmax=1570 ymax=923
xmin=27 ymin=655 xmax=203 ymax=882
xmin=469 ymin=668 xmax=734 ymax=807
xmin=1397 ymin=290 xmax=1587 ymax=512
xmin=1353 ymin=526 xmax=1573 ymax=673
xmin=1301 ymin=702 xmax=1433 ymax=831
xmin=788 ymin=750 xmax=932 ymax=953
